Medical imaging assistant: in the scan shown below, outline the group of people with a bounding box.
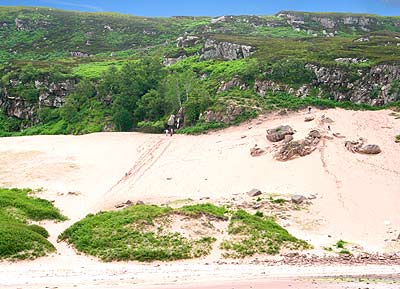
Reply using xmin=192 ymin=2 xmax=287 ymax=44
xmin=165 ymin=109 xmax=183 ymax=136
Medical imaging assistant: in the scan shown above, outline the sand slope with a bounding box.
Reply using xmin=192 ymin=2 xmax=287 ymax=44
xmin=0 ymin=108 xmax=399 ymax=288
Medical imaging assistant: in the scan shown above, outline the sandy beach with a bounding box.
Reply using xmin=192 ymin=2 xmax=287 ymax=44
xmin=1 ymin=108 xmax=400 ymax=288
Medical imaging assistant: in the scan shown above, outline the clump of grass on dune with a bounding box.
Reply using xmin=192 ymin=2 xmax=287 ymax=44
xmin=221 ymin=209 xmax=311 ymax=258
xmin=59 ymin=205 xmax=218 ymax=262
xmin=60 ymin=204 xmax=310 ymax=262
xmin=0 ymin=188 xmax=66 ymax=260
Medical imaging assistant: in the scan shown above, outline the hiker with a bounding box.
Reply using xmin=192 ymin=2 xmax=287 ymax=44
xmin=167 ymin=114 xmax=176 ymax=136
xmin=308 ymin=107 xmax=312 ymax=114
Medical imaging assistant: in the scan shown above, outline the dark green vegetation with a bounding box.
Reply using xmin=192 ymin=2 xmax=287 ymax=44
xmin=60 ymin=204 xmax=309 ymax=262
xmin=221 ymin=210 xmax=310 ymax=258
xmin=0 ymin=188 xmax=66 ymax=260
xmin=396 ymin=135 xmax=400 ymax=143
xmin=1 ymin=7 xmax=400 ymax=136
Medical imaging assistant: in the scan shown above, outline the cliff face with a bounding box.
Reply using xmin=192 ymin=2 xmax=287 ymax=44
xmin=254 ymin=64 xmax=400 ymax=106
xmin=308 ymin=64 xmax=400 ymax=105
xmin=277 ymin=11 xmax=399 ymax=34
xmin=0 ymin=77 xmax=77 ymax=121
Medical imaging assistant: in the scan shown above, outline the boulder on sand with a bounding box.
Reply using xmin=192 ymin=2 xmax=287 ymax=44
xmin=266 ymin=125 xmax=294 ymax=142
xmin=358 ymin=144 xmax=382 ymax=155
xmin=291 ymin=195 xmax=306 ymax=204
xmin=247 ymin=188 xmax=262 ymax=197
xmin=345 ymin=138 xmax=381 ymax=155
xmin=305 ymin=116 xmax=315 ymax=122
xmin=250 ymin=145 xmax=265 ymax=157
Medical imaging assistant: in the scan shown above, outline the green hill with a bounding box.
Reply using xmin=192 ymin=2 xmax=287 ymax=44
xmin=0 ymin=7 xmax=400 ymax=136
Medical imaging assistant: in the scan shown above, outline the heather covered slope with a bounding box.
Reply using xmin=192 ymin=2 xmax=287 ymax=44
xmin=1 ymin=7 xmax=400 ymax=137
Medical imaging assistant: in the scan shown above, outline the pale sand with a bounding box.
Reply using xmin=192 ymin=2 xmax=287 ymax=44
xmin=0 ymin=108 xmax=399 ymax=288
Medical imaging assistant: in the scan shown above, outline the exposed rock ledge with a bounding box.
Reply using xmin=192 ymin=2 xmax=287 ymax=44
xmin=201 ymin=39 xmax=255 ymax=60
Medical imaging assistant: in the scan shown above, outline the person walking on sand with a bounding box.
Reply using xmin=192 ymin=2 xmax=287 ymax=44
xmin=167 ymin=114 xmax=176 ymax=136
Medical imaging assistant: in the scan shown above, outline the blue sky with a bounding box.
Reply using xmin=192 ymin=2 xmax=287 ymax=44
xmin=1 ymin=0 xmax=400 ymax=16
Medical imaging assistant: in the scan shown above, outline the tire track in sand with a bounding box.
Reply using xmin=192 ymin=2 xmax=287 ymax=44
xmin=319 ymin=137 xmax=346 ymax=209
xmin=100 ymin=136 xmax=172 ymax=207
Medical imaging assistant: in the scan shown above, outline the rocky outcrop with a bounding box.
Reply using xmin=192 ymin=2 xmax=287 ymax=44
xmin=275 ymin=129 xmax=321 ymax=161
xmin=201 ymin=104 xmax=243 ymax=123
xmin=218 ymin=76 xmax=247 ymax=92
xmin=266 ymin=125 xmax=294 ymax=142
xmin=177 ymin=35 xmax=201 ymax=48
xmin=163 ymin=56 xmax=186 ymax=66
xmin=277 ymin=11 xmax=384 ymax=33
xmin=254 ymin=63 xmax=400 ymax=106
xmin=202 ymin=39 xmax=255 ymax=60
xmin=0 ymin=96 xmax=36 ymax=120
xmin=37 ymin=79 xmax=76 ymax=108
xmin=70 ymin=51 xmax=90 ymax=57
xmin=0 ymin=77 xmax=77 ymax=120
xmin=307 ymin=64 xmax=400 ymax=105
xmin=254 ymin=80 xmax=311 ymax=98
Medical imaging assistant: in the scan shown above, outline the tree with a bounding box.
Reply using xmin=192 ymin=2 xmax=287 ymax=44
xmin=134 ymin=89 xmax=165 ymax=122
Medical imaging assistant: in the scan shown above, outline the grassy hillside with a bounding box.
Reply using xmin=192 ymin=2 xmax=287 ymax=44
xmin=1 ymin=7 xmax=400 ymax=136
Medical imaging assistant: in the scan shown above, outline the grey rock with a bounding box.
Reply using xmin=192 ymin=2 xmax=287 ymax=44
xmin=266 ymin=125 xmax=294 ymax=142
xmin=250 ymin=145 xmax=265 ymax=157
xmin=218 ymin=76 xmax=247 ymax=92
xmin=291 ymin=195 xmax=306 ymax=204
xmin=358 ymin=144 xmax=382 ymax=155
xmin=177 ymin=35 xmax=200 ymax=48
xmin=70 ymin=51 xmax=90 ymax=57
xmin=201 ymin=104 xmax=243 ymax=124
xmin=305 ymin=116 xmax=315 ymax=122
xmin=202 ymin=39 xmax=255 ymax=60
xmin=247 ymin=189 xmax=262 ymax=197
xmin=163 ymin=55 xmax=186 ymax=66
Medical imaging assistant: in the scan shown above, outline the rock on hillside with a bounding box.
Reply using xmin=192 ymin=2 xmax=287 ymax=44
xmin=277 ymin=11 xmax=398 ymax=33
xmin=202 ymin=39 xmax=255 ymax=60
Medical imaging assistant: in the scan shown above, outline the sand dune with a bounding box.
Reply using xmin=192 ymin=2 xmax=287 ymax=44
xmin=0 ymin=108 xmax=399 ymax=288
